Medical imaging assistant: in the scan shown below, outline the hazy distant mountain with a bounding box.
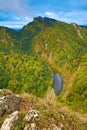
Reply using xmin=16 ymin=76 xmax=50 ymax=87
xmin=80 ymin=25 xmax=87 ymax=29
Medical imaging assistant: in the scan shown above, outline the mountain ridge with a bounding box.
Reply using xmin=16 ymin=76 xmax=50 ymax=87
xmin=0 ymin=16 xmax=87 ymax=113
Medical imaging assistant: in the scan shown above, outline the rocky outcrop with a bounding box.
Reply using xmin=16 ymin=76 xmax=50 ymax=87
xmin=24 ymin=109 xmax=40 ymax=122
xmin=23 ymin=109 xmax=40 ymax=130
xmin=0 ymin=111 xmax=19 ymax=130
xmin=0 ymin=107 xmax=65 ymax=130
xmin=24 ymin=123 xmax=38 ymax=130
xmin=0 ymin=95 xmax=21 ymax=116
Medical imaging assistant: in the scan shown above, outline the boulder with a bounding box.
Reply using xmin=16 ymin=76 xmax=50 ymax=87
xmin=0 ymin=94 xmax=21 ymax=116
xmin=0 ymin=111 xmax=19 ymax=130
xmin=24 ymin=109 xmax=40 ymax=122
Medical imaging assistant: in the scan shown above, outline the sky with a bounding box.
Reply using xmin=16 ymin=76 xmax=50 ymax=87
xmin=0 ymin=0 xmax=87 ymax=28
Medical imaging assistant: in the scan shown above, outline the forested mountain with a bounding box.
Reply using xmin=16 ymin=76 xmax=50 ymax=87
xmin=0 ymin=17 xmax=87 ymax=113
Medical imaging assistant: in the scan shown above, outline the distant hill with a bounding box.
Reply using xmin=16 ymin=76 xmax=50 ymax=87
xmin=80 ymin=25 xmax=87 ymax=29
xmin=0 ymin=16 xmax=87 ymax=113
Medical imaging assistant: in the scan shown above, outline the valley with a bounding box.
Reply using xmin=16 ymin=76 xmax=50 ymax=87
xmin=0 ymin=16 xmax=87 ymax=129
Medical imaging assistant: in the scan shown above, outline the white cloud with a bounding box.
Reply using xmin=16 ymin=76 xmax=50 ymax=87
xmin=0 ymin=0 xmax=31 ymax=16
xmin=15 ymin=17 xmax=21 ymax=21
xmin=0 ymin=15 xmax=33 ymax=28
xmin=45 ymin=12 xmax=58 ymax=18
xmin=24 ymin=16 xmax=32 ymax=21
xmin=0 ymin=20 xmax=31 ymax=29
xmin=45 ymin=10 xmax=87 ymax=25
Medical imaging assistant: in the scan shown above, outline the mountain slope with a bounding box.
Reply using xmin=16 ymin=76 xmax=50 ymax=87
xmin=0 ymin=26 xmax=19 ymax=53
xmin=0 ymin=17 xmax=87 ymax=112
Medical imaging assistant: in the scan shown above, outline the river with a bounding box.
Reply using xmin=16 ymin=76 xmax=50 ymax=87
xmin=53 ymin=73 xmax=64 ymax=95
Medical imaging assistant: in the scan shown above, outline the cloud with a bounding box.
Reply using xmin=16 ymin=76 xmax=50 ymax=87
xmin=0 ymin=0 xmax=87 ymax=28
xmin=0 ymin=0 xmax=34 ymax=28
xmin=45 ymin=10 xmax=87 ymax=25
xmin=45 ymin=12 xmax=58 ymax=18
xmin=0 ymin=21 xmax=26 ymax=28
xmin=0 ymin=0 xmax=32 ymax=16
xmin=0 ymin=16 xmax=33 ymax=29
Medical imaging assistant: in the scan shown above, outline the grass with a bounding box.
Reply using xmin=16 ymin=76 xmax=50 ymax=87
xmin=19 ymin=90 xmax=87 ymax=130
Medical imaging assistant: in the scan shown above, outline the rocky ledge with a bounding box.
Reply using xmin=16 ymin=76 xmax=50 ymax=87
xmin=0 ymin=109 xmax=63 ymax=130
xmin=0 ymin=94 xmax=21 ymax=117
xmin=0 ymin=90 xmax=87 ymax=130
xmin=0 ymin=93 xmax=63 ymax=130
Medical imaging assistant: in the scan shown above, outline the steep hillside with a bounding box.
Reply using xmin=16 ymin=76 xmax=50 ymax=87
xmin=17 ymin=17 xmax=56 ymax=52
xmin=0 ymin=26 xmax=19 ymax=53
xmin=0 ymin=17 xmax=87 ymax=113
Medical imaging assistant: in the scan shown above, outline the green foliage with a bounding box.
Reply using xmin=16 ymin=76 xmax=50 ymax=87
xmin=66 ymin=53 xmax=87 ymax=112
xmin=0 ymin=53 xmax=52 ymax=97
xmin=15 ymin=122 xmax=25 ymax=130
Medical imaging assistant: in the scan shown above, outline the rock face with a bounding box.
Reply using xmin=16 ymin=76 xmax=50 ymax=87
xmin=24 ymin=109 xmax=40 ymax=122
xmin=0 ymin=111 xmax=19 ymax=130
xmin=0 ymin=107 xmax=64 ymax=130
xmin=0 ymin=95 xmax=21 ymax=116
xmin=24 ymin=123 xmax=38 ymax=130
xmin=23 ymin=109 xmax=40 ymax=130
